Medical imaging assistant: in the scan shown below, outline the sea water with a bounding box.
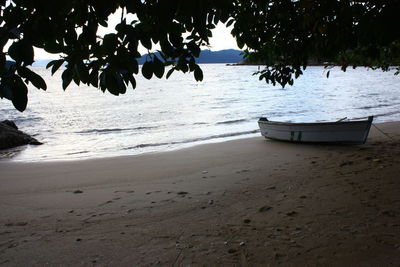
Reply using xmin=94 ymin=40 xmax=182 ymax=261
xmin=1 ymin=65 xmax=399 ymax=162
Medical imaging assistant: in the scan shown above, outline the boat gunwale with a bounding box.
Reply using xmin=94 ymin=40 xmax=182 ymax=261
xmin=258 ymin=116 xmax=373 ymax=127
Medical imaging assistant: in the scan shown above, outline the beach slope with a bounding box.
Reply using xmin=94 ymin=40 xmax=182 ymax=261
xmin=1 ymin=122 xmax=400 ymax=266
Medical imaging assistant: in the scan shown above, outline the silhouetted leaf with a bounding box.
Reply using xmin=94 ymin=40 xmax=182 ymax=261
xmin=72 ymin=66 xmax=81 ymax=86
xmin=11 ymin=75 xmax=28 ymax=112
xmin=194 ymin=65 xmax=203 ymax=81
xmin=46 ymin=59 xmax=64 ymax=75
xmin=62 ymin=68 xmax=73 ymax=90
xmin=153 ymin=56 xmax=164 ymax=78
xmin=226 ymin=18 xmax=235 ymax=27
xmin=8 ymin=40 xmax=34 ymax=66
xmin=103 ymin=34 xmax=118 ymax=53
xmin=76 ymin=63 xmax=89 ymax=84
xmin=106 ymin=72 xmax=119 ymax=95
xmin=0 ymin=80 xmax=12 ymax=100
xmin=89 ymin=69 xmax=99 ymax=87
xmin=131 ymin=59 xmax=139 ymax=74
xmin=18 ymin=67 xmax=47 ymax=90
xmin=237 ymin=37 xmax=244 ymax=49
xmin=127 ymin=74 xmax=136 ymax=89
xmin=43 ymin=41 xmax=63 ymax=54
xmin=187 ymin=41 xmax=201 ymax=57
xmin=178 ymin=60 xmax=189 ymax=73
xmin=0 ymin=54 xmax=6 ymax=74
xmin=115 ymin=73 xmax=126 ymax=94
xmin=142 ymin=61 xmax=153 ymax=79
xmin=140 ymin=37 xmax=152 ymax=50
xmin=99 ymin=72 xmax=106 ymax=92
xmin=166 ymin=67 xmax=174 ymax=79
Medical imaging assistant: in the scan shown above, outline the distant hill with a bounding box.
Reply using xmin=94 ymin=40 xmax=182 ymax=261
xmin=32 ymin=49 xmax=244 ymax=67
xmin=198 ymin=49 xmax=244 ymax=63
xmin=137 ymin=49 xmax=243 ymax=64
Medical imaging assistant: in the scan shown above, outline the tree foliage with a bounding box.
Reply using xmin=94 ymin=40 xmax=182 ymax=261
xmin=232 ymin=0 xmax=400 ymax=86
xmin=0 ymin=0 xmax=399 ymax=111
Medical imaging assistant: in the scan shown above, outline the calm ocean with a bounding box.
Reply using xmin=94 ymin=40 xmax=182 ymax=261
xmin=1 ymin=65 xmax=399 ymax=162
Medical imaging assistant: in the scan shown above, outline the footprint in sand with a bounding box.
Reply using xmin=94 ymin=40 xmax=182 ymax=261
xmin=286 ymin=211 xmax=298 ymax=216
xmin=4 ymin=222 xmax=28 ymax=227
xmin=259 ymin=206 xmax=273 ymax=212
xmin=114 ymin=190 xmax=135 ymax=194
xmin=236 ymin=169 xmax=250 ymax=174
xmin=145 ymin=190 xmax=162 ymax=195
xmin=125 ymin=209 xmax=134 ymax=214
xmin=65 ymin=190 xmax=83 ymax=194
xmin=98 ymin=200 xmax=115 ymax=206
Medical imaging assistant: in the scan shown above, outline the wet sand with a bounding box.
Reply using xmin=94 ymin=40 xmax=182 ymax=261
xmin=1 ymin=122 xmax=400 ymax=266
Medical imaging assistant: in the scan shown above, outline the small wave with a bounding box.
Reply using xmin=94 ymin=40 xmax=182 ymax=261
xmin=370 ymin=110 xmax=400 ymax=118
xmin=216 ymin=119 xmax=248 ymax=125
xmin=76 ymin=128 xmax=125 ymax=134
xmin=193 ymin=122 xmax=208 ymax=125
xmin=133 ymin=126 xmax=158 ymax=131
xmin=186 ymin=130 xmax=259 ymax=142
xmin=358 ymin=103 xmax=393 ymax=110
xmin=124 ymin=129 xmax=260 ymax=150
xmin=128 ymin=142 xmax=170 ymax=149
xmin=76 ymin=126 xmax=157 ymax=134
xmin=66 ymin=150 xmax=89 ymax=156
xmin=12 ymin=116 xmax=43 ymax=124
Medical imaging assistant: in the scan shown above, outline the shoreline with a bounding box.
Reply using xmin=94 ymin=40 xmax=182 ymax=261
xmin=1 ymin=118 xmax=398 ymax=163
xmin=1 ymin=122 xmax=400 ymax=265
xmin=0 ymin=130 xmax=261 ymax=163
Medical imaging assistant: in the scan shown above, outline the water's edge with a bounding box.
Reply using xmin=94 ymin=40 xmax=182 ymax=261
xmin=1 ymin=65 xmax=399 ymax=162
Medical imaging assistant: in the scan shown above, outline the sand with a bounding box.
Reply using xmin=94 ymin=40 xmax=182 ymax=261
xmin=1 ymin=122 xmax=400 ymax=266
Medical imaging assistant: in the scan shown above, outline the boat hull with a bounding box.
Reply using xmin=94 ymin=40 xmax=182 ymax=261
xmin=258 ymin=117 xmax=373 ymax=144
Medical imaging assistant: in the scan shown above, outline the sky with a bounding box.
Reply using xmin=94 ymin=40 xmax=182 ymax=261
xmin=208 ymin=23 xmax=239 ymax=51
xmin=34 ymin=11 xmax=239 ymax=59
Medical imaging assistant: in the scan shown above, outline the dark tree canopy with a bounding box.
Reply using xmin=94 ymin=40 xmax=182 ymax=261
xmin=1 ymin=0 xmax=399 ymax=111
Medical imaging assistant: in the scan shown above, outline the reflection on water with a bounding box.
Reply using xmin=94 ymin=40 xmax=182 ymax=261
xmin=0 ymin=65 xmax=399 ymax=162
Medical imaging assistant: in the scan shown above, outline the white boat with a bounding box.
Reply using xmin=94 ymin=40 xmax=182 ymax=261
xmin=258 ymin=116 xmax=373 ymax=144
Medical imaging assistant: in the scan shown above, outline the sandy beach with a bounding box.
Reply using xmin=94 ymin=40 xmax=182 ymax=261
xmin=1 ymin=122 xmax=400 ymax=266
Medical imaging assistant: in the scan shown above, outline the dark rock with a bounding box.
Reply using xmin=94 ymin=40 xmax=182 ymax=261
xmin=2 ymin=120 xmax=17 ymax=130
xmin=0 ymin=120 xmax=42 ymax=149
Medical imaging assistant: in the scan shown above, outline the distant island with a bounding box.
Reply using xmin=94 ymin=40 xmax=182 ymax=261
xmin=32 ymin=49 xmax=245 ymax=67
xmin=35 ymin=50 xmax=393 ymax=68
xmin=137 ymin=49 xmax=245 ymax=64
